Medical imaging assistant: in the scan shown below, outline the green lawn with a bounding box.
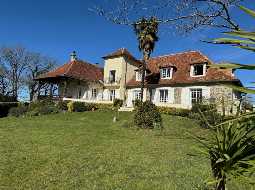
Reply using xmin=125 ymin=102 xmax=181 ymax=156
xmin=0 ymin=111 xmax=252 ymax=190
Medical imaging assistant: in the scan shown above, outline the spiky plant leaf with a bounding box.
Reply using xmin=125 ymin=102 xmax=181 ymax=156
xmin=209 ymin=63 xmax=255 ymax=70
xmin=238 ymin=45 xmax=255 ymax=52
xmin=239 ymin=6 xmax=255 ymax=18
xmin=225 ymin=84 xmax=255 ymax=94
xmin=224 ymin=31 xmax=255 ymax=41
xmin=214 ymin=38 xmax=255 ymax=45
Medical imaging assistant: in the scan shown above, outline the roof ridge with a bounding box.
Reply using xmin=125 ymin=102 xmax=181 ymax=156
xmin=64 ymin=60 xmax=75 ymax=75
xmin=149 ymin=50 xmax=203 ymax=60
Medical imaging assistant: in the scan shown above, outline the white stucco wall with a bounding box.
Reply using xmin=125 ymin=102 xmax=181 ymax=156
xmin=127 ymin=85 xmax=211 ymax=109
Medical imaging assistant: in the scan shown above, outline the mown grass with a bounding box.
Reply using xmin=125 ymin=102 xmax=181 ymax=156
xmin=0 ymin=111 xmax=253 ymax=190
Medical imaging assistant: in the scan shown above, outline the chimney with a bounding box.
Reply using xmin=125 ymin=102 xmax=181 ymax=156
xmin=70 ymin=51 xmax=77 ymax=61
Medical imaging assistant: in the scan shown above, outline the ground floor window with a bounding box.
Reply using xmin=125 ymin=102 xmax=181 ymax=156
xmin=92 ymin=89 xmax=97 ymax=99
xmin=133 ymin=90 xmax=141 ymax=100
xmin=191 ymin=88 xmax=202 ymax=104
xmin=159 ymin=90 xmax=168 ymax=103
xmin=110 ymin=90 xmax=115 ymax=101
xmin=78 ymin=88 xmax=82 ymax=99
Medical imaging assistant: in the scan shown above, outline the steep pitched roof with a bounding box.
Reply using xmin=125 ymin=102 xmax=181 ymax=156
xmin=36 ymin=60 xmax=103 ymax=82
xmin=127 ymin=51 xmax=239 ymax=87
xmin=102 ymin=48 xmax=141 ymax=66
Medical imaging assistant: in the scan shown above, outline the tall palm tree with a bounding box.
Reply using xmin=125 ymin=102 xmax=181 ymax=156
xmin=133 ymin=17 xmax=159 ymax=101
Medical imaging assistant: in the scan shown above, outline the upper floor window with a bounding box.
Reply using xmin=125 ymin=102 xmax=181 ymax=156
xmin=191 ymin=88 xmax=202 ymax=104
xmin=160 ymin=68 xmax=173 ymax=79
xmin=191 ymin=64 xmax=206 ymax=77
xmin=109 ymin=70 xmax=116 ymax=83
xmin=136 ymin=71 xmax=145 ymax=81
xmin=159 ymin=90 xmax=168 ymax=103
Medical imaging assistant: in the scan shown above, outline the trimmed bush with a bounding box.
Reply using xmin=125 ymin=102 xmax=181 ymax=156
xmin=157 ymin=107 xmax=190 ymax=117
xmin=0 ymin=102 xmax=18 ymax=117
xmin=92 ymin=103 xmax=113 ymax=111
xmin=72 ymin=102 xmax=88 ymax=112
xmin=26 ymin=100 xmax=60 ymax=116
xmin=8 ymin=104 xmax=28 ymax=117
xmin=0 ymin=94 xmax=16 ymax=102
xmin=134 ymin=101 xmax=162 ymax=129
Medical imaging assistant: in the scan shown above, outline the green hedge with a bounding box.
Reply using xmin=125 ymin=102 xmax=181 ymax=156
xmin=0 ymin=102 xmax=18 ymax=117
xmin=157 ymin=106 xmax=190 ymax=117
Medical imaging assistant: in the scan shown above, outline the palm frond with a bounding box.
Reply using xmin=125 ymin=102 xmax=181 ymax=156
xmin=214 ymin=38 xmax=255 ymax=45
xmin=224 ymin=31 xmax=255 ymax=41
xmin=209 ymin=63 xmax=255 ymax=70
xmin=239 ymin=6 xmax=255 ymax=18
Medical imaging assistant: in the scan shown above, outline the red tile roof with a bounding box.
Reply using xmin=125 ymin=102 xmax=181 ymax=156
xmin=103 ymin=48 xmax=141 ymax=66
xmin=127 ymin=51 xmax=239 ymax=87
xmin=36 ymin=60 xmax=103 ymax=82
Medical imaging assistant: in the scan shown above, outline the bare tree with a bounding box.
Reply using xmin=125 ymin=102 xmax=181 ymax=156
xmin=0 ymin=47 xmax=30 ymax=100
xmin=0 ymin=46 xmax=57 ymax=101
xmin=0 ymin=65 xmax=8 ymax=95
xmin=92 ymin=0 xmax=242 ymax=100
xmin=25 ymin=53 xmax=56 ymax=101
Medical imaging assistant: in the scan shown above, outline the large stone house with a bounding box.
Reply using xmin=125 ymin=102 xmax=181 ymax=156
xmin=36 ymin=48 xmax=241 ymax=113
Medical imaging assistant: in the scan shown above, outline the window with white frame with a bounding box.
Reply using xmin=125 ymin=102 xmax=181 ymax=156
xmin=92 ymin=89 xmax=97 ymax=99
xmin=133 ymin=90 xmax=141 ymax=100
xmin=136 ymin=71 xmax=144 ymax=81
xmin=191 ymin=88 xmax=202 ymax=104
xmin=159 ymin=90 xmax=168 ymax=103
xmin=191 ymin=64 xmax=205 ymax=76
xmin=160 ymin=67 xmax=172 ymax=79
xmin=110 ymin=90 xmax=116 ymax=101
xmin=109 ymin=70 xmax=116 ymax=83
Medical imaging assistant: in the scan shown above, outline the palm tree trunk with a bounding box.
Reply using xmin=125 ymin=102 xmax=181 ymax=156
xmin=140 ymin=51 xmax=149 ymax=101
xmin=216 ymin=177 xmax=226 ymax=190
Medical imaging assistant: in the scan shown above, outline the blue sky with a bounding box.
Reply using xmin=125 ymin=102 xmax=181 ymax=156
xmin=0 ymin=0 xmax=255 ymax=100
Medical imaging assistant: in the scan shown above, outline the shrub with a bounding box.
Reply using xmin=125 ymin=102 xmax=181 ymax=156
xmin=8 ymin=104 xmax=28 ymax=117
xmin=57 ymin=101 xmax=69 ymax=111
xmin=67 ymin=101 xmax=74 ymax=112
xmin=113 ymin=99 xmax=123 ymax=108
xmin=0 ymin=102 xmax=18 ymax=117
xmin=189 ymin=103 xmax=223 ymax=128
xmin=133 ymin=99 xmax=142 ymax=108
xmin=26 ymin=100 xmax=60 ymax=116
xmin=0 ymin=94 xmax=16 ymax=102
xmin=134 ymin=101 xmax=162 ymax=129
xmin=92 ymin=103 xmax=113 ymax=111
xmin=157 ymin=107 xmax=190 ymax=117
xmin=72 ymin=102 xmax=88 ymax=112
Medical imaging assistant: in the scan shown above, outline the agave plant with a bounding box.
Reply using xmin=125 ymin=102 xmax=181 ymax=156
xmin=133 ymin=17 xmax=159 ymax=100
xmin=193 ymin=114 xmax=255 ymax=190
xmin=210 ymin=6 xmax=255 ymax=94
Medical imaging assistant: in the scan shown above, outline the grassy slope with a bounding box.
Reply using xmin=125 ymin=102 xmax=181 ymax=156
xmin=0 ymin=112 xmax=252 ymax=190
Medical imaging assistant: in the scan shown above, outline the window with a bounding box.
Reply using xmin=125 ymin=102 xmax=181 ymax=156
xmin=136 ymin=71 xmax=144 ymax=81
xmin=110 ymin=90 xmax=115 ymax=101
xmin=192 ymin=64 xmax=205 ymax=76
xmin=78 ymin=89 xmax=82 ymax=99
xmin=92 ymin=89 xmax=97 ymax=99
xmin=160 ymin=68 xmax=172 ymax=79
xmin=109 ymin=70 xmax=116 ymax=83
xmin=133 ymin=90 xmax=141 ymax=100
xmin=159 ymin=90 xmax=168 ymax=103
xmin=191 ymin=89 xmax=202 ymax=104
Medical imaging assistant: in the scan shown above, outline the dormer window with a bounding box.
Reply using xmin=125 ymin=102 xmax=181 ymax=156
xmin=160 ymin=67 xmax=173 ymax=79
xmin=191 ymin=64 xmax=206 ymax=77
xmin=136 ymin=71 xmax=146 ymax=81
